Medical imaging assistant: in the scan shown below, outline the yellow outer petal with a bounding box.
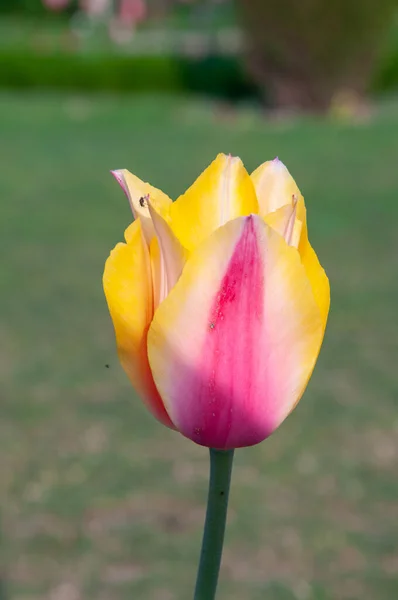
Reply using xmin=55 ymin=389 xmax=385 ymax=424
xmin=103 ymin=219 xmax=174 ymax=428
xmin=299 ymin=220 xmax=330 ymax=330
xmin=170 ymin=153 xmax=259 ymax=251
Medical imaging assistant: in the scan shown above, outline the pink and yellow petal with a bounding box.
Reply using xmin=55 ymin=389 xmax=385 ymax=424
xmin=169 ymin=153 xmax=258 ymax=251
xmin=103 ymin=219 xmax=174 ymax=428
xmin=148 ymin=215 xmax=323 ymax=449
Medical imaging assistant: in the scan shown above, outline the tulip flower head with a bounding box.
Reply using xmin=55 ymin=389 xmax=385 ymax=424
xmin=103 ymin=155 xmax=329 ymax=449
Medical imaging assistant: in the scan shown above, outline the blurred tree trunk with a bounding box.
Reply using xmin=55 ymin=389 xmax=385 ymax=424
xmin=235 ymin=0 xmax=397 ymax=111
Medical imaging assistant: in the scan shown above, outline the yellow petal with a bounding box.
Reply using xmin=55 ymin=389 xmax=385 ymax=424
xmin=112 ymin=169 xmax=172 ymax=246
xmin=299 ymin=219 xmax=330 ymax=330
xmin=148 ymin=215 xmax=324 ymax=449
xmin=251 ymin=158 xmax=304 ymax=217
xmin=170 ymin=153 xmax=258 ymax=251
xmin=103 ymin=219 xmax=174 ymax=428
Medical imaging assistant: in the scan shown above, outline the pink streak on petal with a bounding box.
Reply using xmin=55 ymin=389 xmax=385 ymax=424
xmin=177 ymin=216 xmax=277 ymax=449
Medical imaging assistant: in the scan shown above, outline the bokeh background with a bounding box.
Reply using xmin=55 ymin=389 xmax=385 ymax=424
xmin=1 ymin=1 xmax=398 ymax=599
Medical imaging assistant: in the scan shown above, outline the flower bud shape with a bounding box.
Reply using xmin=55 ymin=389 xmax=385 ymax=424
xmin=103 ymin=154 xmax=329 ymax=449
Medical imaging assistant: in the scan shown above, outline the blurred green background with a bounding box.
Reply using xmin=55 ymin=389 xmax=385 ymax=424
xmin=1 ymin=2 xmax=398 ymax=600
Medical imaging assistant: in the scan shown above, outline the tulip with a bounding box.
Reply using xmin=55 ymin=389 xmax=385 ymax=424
xmin=104 ymin=154 xmax=329 ymax=449
xmin=103 ymin=154 xmax=329 ymax=599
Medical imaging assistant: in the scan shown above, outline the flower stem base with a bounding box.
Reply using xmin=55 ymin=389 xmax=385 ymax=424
xmin=194 ymin=448 xmax=234 ymax=600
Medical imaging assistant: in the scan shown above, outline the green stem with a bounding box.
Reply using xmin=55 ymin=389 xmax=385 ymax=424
xmin=194 ymin=448 xmax=234 ymax=600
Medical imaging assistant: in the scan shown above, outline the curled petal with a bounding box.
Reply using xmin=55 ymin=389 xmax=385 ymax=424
xmin=111 ymin=169 xmax=172 ymax=246
xmin=148 ymin=215 xmax=324 ymax=449
xmin=103 ymin=219 xmax=174 ymax=428
xmin=170 ymin=153 xmax=258 ymax=251
xmin=149 ymin=237 xmax=167 ymax=314
xmin=147 ymin=201 xmax=188 ymax=309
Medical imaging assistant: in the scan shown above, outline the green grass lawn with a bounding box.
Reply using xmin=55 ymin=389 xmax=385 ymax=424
xmin=1 ymin=92 xmax=398 ymax=600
